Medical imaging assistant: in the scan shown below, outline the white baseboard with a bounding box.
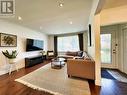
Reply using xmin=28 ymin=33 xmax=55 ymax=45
xmin=0 ymin=65 xmax=24 ymax=76
xmin=95 ymin=79 xmax=101 ymax=86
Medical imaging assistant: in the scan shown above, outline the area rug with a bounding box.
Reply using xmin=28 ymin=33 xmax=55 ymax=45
xmin=101 ymin=69 xmax=127 ymax=83
xmin=108 ymin=70 xmax=127 ymax=83
xmin=15 ymin=63 xmax=90 ymax=95
xmin=101 ymin=69 xmax=116 ymax=80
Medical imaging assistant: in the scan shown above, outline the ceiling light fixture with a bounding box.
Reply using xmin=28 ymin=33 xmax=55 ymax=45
xmin=18 ymin=16 xmax=22 ymax=21
xmin=69 ymin=21 xmax=73 ymax=24
xmin=59 ymin=3 xmax=63 ymax=7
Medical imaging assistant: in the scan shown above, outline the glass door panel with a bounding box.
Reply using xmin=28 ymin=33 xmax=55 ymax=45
xmin=101 ymin=34 xmax=111 ymax=64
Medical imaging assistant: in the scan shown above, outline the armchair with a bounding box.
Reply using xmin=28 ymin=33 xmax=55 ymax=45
xmin=47 ymin=50 xmax=54 ymax=60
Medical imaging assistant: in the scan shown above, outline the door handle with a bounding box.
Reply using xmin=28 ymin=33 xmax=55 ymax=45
xmin=113 ymin=49 xmax=116 ymax=54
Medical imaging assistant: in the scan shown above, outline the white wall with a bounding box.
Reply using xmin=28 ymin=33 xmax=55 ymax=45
xmin=0 ymin=20 xmax=48 ymax=75
xmin=118 ymin=24 xmax=124 ymax=72
xmin=48 ymin=35 xmax=54 ymax=51
xmin=83 ymin=31 xmax=88 ymax=51
xmin=117 ymin=24 xmax=127 ymax=73
xmin=100 ymin=5 xmax=127 ymax=26
xmin=91 ymin=14 xmax=101 ymax=86
xmin=88 ymin=0 xmax=101 ymax=86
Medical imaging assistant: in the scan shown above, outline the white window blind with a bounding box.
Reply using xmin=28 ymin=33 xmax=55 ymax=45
xmin=58 ymin=35 xmax=79 ymax=52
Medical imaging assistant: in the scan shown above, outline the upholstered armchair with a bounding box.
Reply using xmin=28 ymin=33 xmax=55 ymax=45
xmin=47 ymin=51 xmax=54 ymax=60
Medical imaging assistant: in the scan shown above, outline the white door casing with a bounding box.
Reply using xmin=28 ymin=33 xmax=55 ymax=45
xmin=123 ymin=26 xmax=127 ymax=74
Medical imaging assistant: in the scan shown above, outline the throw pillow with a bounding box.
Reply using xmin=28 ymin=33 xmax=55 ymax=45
xmin=77 ymin=51 xmax=83 ymax=57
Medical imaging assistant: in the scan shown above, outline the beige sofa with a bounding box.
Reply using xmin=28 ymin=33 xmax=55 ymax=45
xmin=67 ymin=53 xmax=95 ymax=80
xmin=58 ymin=51 xmax=84 ymax=59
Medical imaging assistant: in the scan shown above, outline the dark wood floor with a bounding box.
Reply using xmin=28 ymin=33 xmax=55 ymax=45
xmin=0 ymin=61 xmax=127 ymax=95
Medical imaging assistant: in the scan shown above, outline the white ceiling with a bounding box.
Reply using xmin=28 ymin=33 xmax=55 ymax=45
xmin=2 ymin=0 xmax=93 ymax=35
xmin=103 ymin=0 xmax=127 ymax=9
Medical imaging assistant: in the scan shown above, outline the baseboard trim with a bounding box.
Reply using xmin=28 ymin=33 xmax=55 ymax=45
xmin=95 ymin=79 xmax=101 ymax=86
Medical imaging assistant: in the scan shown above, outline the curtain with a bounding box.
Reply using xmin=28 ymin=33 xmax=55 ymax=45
xmin=54 ymin=36 xmax=58 ymax=57
xmin=78 ymin=33 xmax=84 ymax=51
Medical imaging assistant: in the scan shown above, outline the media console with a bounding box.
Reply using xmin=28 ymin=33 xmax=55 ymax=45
xmin=25 ymin=55 xmax=43 ymax=68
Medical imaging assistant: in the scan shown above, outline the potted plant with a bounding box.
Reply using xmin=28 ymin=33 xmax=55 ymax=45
xmin=2 ymin=50 xmax=18 ymax=64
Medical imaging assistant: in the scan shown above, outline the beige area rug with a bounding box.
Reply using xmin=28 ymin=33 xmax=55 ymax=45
xmin=108 ymin=70 xmax=127 ymax=83
xmin=15 ymin=63 xmax=90 ymax=95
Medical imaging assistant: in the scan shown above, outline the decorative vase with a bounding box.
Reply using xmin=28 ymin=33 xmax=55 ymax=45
xmin=8 ymin=58 xmax=16 ymax=64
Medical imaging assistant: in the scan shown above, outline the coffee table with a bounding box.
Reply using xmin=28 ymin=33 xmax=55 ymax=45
xmin=51 ymin=58 xmax=65 ymax=69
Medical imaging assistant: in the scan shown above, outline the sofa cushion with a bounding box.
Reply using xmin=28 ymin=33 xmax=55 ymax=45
xmin=66 ymin=51 xmax=78 ymax=56
xmin=77 ymin=51 xmax=83 ymax=57
xmin=82 ymin=52 xmax=91 ymax=60
xmin=84 ymin=57 xmax=91 ymax=60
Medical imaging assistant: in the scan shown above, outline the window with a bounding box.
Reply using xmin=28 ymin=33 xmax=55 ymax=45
xmin=101 ymin=34 xmax=111 ymax=64
xmin=58 ymin=35 xmax=79 ymax=52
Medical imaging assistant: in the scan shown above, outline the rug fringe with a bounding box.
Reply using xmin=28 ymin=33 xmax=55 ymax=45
xmin=15 ymin=79 xmax=62 ymax=95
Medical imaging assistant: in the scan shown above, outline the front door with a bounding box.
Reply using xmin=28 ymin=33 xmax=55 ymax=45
xmin=100 ymin=27 xmax=117 ymax=68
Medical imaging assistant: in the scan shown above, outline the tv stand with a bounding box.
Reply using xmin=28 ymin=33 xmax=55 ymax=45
xmin=25 ymin=55 xmax=43 ymax=68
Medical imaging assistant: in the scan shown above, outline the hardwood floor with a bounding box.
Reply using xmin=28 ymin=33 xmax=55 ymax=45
xmin=0 ymin=61 xmax=127 ymax=95
xmin=89 ymin=78 xmax=127 ymax=95
xmin=0 ymin=61 xmax=52 ymax=95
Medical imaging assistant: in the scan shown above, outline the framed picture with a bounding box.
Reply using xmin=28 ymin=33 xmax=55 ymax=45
xmin=88 ymin=24 xmax=92 ymax=47
xmin=0 ymin=33 xmax=17 ymax=47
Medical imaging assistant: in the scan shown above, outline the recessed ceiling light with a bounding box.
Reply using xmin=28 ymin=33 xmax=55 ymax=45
xmin=59 ymin=3 xmax=63 ymax=7
xmin=69 ymin=21 xmax=73 ymax=24
xmin=18 ymin=16 xmax=22 ymax=20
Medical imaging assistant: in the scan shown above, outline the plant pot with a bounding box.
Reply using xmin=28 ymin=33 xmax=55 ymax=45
xmin=8 ymin=58 xmax=16 ymax=64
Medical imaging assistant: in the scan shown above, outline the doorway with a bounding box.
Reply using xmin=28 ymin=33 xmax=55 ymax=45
xmin=100 ymin=26 xmax=117 ymax=68
xmin=101 ymin=25 xmax=127 ymax=83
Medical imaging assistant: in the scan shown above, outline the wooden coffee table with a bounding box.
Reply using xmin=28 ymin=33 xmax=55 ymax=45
xmin=51 ymin=58 xmax=65 ymax=69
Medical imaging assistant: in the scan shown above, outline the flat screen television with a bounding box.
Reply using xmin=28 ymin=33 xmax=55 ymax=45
xmin=26 ymin=39 xmax=44 ymax=51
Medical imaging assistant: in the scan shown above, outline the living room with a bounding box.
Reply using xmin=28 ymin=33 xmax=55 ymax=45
xmin=0 ymin=0 xmax=127 ymax=95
